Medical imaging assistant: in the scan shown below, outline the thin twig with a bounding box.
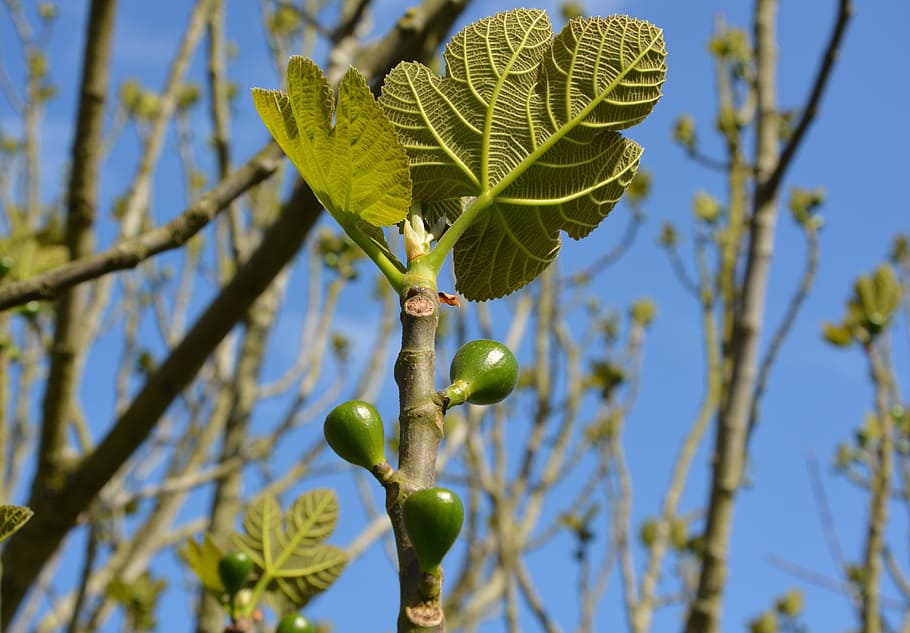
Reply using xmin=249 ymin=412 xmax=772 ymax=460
xmin=766 ymin=0 xmax=854 ymax=194
xmin=747 ymin=224 xmax=819 ymax=439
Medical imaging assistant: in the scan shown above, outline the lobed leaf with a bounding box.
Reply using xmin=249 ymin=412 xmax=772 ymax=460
xmin=232 ymin=489 xmax=346 ymax=607
xmin=380 ymin=10 xmax=666 ymax=299
xmin=178 ymin=533 xmax=226 ymax=596
xmin=253 ymin=57 xmax=411 ymax=227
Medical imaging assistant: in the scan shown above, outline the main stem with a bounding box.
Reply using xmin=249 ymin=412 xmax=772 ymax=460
xmin=388 ymin=282 xmax=446 ymax=632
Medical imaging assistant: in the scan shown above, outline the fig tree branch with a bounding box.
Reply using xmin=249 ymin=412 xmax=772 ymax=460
xmin=767 ymin=0 xmax=853 ymax=195
xmin=35 ymin=0 xmax=117 ymax=502
xmin=0 ymin=178 xmax=320 ymax=626
xmin=0 ymin=141 xmax=284 ymax=311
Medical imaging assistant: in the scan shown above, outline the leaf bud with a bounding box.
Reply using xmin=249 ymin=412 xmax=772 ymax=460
xmin=775 ymin=590 xmax=804 ymax=617
xmin=659 ymin=222 xmax=678 ymax=248
xmin=629 ymin=298 xmax=657 ymax=327
xmin=692 ymin=191 xmax=721 ymax=223
xmin=673 ymin=114 xmax=697 ymax=152
xmin=749 ymin=611 xmax=778 ymax=633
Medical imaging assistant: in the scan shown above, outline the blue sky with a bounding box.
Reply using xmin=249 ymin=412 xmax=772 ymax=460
xmin=1 ymin=0 xmax=909 ymax=632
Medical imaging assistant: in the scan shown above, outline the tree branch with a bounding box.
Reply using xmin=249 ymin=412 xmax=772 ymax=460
xmin=684 ymin=1 xmax=781 ymax=631
xmin=766 ymin=0 xmax=853 ymax=194
xmin=0 ymin=141 xmax=284 ymax=311
xmin=0 ymin=178 xmax=320 ymax=627
xmin=747 ymin=223 xmax=819 ymax=439
xmin=34 ymin=0 xmax=116 ymax=496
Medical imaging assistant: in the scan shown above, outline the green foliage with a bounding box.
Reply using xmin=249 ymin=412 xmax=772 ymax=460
xmin=693 ymin=190 xmax=721 ymax=224
xmin=673 ymin=114 xmax=697 ymax=153
xmin=588 ymin=359 xmax=626 ymax=399
xmin=747 ymin=589 xmax=806 ymax=633
xmin=748 ymin=610 xmax=778 ymax=633
xmin=775 ymin=590 xmax=804 ymax=618
xmin=105 ymin=572 xmax=167 ymax=633
xmin=639 ymin=518 xmax=658 ymax=547
xmin=252 ymin=57 xmax=412 ymax=230
xmin=179 ymin=533 xmax=228 ymax=597
xmin=232 ymin=489 xmax=346 ymax=611
xmin=788 ymin=186 xmax=825 ymax=226
xmin=629 ymin=297 xmax=657 ymax=327
xmin=0 ymin=504 xmax=33 ymax=543
xmin=890 ymin=232 xmax=909 ymax=265
xmin=380 ymin=9 xmax=665 ymax=299
xmin=0 ymin=228 xmax=69 ymax=285
xmin=176 ymin=82 xmax=202 ymax=111
xmin=824 ymin=264 xmax=902 ymax=345
xmin=120 ymin=79 xmax=160 ymax=121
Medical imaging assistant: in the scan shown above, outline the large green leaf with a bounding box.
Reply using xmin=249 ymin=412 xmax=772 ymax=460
xmin=380 ymin=10 xmax=666 ymax=299
xmin=232 ymin=489 xmax=346 ymax=609
xmin=252 ymin=57 xmax=412 ymax=228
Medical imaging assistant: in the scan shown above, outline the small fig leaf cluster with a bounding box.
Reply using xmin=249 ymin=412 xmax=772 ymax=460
xmin=232 ymin=489 xmax=347 ymax=610
xmin=254 ymin=10 xmax=665 ymax=300
xmin=180 ymin=492 xmax=342 ymax=626
xmin=824 ymin=264 xmax=902 ymax=346
xmin=381 ymin=10 xmax=666 ymax=300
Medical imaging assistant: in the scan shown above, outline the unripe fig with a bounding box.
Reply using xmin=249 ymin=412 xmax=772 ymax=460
xmin=218 ymin=551 xmax=253 ymax=595
xmin=275 ymin=613 xmax=316 ymax=633
xmin=323 ymin=400 xmax=386 ymax=471
xmin=444 ymin=339 xmax=518 ymax=407
xmin=403 ymin=487 xmax=464 ymax=572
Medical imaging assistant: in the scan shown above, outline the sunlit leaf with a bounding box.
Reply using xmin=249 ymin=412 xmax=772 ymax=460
xmin=252 ymin=58 xmax=412 ymax=228
xmin=381 ymin=10 xmax=666 ymax=299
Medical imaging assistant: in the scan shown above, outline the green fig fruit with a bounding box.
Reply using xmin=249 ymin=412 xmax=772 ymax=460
xmin=403 ymin=487 xmax=464 ymax=572
xmin=445 ymin=339 xmax=519 ymax=407
xmin=275 ymin=613 xmax=316 ymax=633
xmin=217 ymin=551 xmax=253 ymax=596
xmin=323 ymin=400 xmax=386 ymax=471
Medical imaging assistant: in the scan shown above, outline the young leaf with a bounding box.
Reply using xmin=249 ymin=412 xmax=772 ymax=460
xmin=380 ymin=10 xmax=666 ymax=299
xmin=232 ymin=489 xmax=346 ymax=610
xmin=178 ymin=533 xmax=226 ymax=596
xmin=0 ymin=504 xmax=33 ymax=542
xmin=252 ymin=57 xmax=412 ymax=228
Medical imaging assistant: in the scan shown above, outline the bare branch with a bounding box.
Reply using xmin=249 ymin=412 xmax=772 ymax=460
xmin=0 ymin=178 xmax=322 ymax=626
xmin=0 ymin=142 xmax=284 ymax=311
xmin=747 ymin=224 xmax=819 ymax=439
xmin=766 ymin=0 xmax=854 ymax=194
